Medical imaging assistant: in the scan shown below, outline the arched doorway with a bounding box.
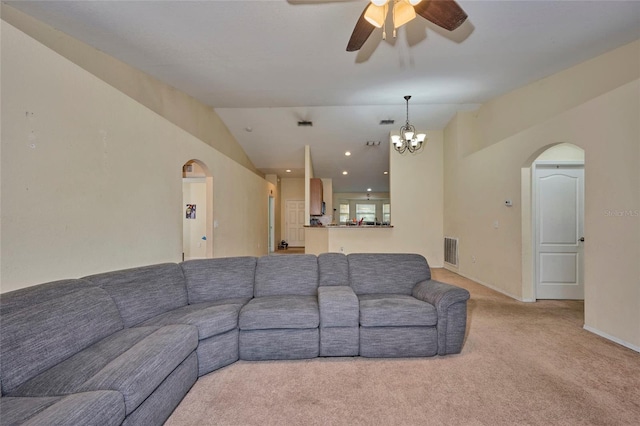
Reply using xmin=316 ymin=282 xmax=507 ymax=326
xmin=521 ymin=143 xmax=585 ymax=300
xmin=182 ymin=160 xmax=213 ymax=260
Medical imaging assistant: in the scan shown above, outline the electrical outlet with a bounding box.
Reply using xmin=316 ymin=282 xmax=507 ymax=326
xmin=340 ymin=247 xmax=345 ymax=253
xmin=472 ymin=255 xmax=476 ymax=263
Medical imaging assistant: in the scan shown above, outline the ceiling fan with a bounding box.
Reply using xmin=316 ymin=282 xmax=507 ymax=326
xmin=347 ymin=0 xmax=468 ymax=51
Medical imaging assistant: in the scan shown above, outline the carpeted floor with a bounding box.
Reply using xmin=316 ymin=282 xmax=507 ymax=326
xmin=165 ymin=269 xmax=640 ymax=425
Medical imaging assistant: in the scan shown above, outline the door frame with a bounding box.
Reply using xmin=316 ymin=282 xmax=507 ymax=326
xmin=268 ymin=195 xmax=275 ymax=253
xmin=531 ymin=160 xmax=584 ymax=300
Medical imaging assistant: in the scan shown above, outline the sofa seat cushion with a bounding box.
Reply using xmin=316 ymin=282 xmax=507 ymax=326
xmin=0 ymin=391 xmax=125 ymax=426
xmin=10 ymin=324 xmax=198 ymax=415
xmin=138 ymin=299 xmax=249 ymax=340
xmin=239 ymin=296 xmax=319 ymax=330
xmin=359 ymin=294 xmax=437 ymax=327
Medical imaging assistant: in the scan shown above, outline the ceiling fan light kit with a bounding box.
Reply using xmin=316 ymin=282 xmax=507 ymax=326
xmin=347 ymin=0 xmax=468 ymax=52
xmin=393 ymin=96 xmax=426 ymax=154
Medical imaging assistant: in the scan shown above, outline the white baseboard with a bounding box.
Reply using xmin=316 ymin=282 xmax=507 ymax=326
xmin=446 ymin=269 xmax=535 ymax=303
xmin=443 ymin=268 xmax=638 ymax=353
xmin=583 ymin=325 xmax=640 ymax=353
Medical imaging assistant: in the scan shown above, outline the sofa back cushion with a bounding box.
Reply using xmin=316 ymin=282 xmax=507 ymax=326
xmin=254 ymin=255 xmax=318 ymax=297
xmin=318 ymin=253 xmax=349 ymax=286
xmin=84 ymin=263 xmax=187 ymax=327
xmin=181 ymin=257 xmax=257 ymax=304
xmin=347 ymin=253 xmax=431 ymax=295
xmin=0 ymin=280 xmax=123 ymax=395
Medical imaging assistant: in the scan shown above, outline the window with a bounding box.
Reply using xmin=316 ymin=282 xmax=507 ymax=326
xmin=356 ymin=203 xmax=376 ymax=223
xmin=339 ymin=203 xmax=350 ymax=223
xmin=383 ymin=203 xmax=391 ymax=224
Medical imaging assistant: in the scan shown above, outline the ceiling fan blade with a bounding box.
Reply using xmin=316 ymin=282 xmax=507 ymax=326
xmin=346 ymin=5 xmax=376 ymax=52
xmin=414 ymin=0 xmax=468 ymax=31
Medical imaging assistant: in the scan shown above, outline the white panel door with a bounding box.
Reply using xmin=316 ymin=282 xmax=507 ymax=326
xmin=285 ymin=200 xmax=305 ymax=247
xmin=535 ymin=165 xmax=584 ymax=299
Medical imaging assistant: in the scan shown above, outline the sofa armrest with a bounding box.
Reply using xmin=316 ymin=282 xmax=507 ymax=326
xmin=317 ymin=286 xmax=359 ymax=328
xmin=412 ymin=280 xmax=470 ymax=355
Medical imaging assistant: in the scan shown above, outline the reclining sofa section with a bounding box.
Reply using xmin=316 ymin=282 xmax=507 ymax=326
xmin=0 ymin=253 xmax=470 ymax=426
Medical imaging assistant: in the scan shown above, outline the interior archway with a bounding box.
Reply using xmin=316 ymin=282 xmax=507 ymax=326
xmin=182 ymin=159 xmax=214 ymax=260
xmin=521 ymin=143 xmax=585 ymax=301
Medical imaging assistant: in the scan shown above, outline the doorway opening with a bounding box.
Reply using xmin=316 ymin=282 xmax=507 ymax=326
xmin=521 ymin=143 xmax=585 ymax=301
xmin=182 ymin=160 xmax=213 ymax=261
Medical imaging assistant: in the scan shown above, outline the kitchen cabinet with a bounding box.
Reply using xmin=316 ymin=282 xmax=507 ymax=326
xmin=310 ymin=178 xmax=323 ymax=216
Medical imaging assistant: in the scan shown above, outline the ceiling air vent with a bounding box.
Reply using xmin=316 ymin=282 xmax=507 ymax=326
xmin=366 ymin=141 xmax=381 ymax=146
xmin=380 ymin=119 xmax=395 ymax=125
xmin=297 ymin=120 xmax=313 ymax=127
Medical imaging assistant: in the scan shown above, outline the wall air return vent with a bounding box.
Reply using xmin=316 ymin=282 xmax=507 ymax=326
xmin=444 ymin=237 xmax=458 ymax=267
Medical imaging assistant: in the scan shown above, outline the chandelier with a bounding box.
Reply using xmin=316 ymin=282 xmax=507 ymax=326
xmin=392 ymin=96 xmax=426 ymax=154
xmin=364 ymin=0 xmax=423 ymax=40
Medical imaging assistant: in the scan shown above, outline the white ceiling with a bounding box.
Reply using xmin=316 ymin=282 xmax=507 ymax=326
xmin=7 ymin=0 xmax=640 ymax=192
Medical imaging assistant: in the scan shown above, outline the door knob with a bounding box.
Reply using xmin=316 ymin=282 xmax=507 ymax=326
xmin=579 ymin=237 xmax=585 ymax=242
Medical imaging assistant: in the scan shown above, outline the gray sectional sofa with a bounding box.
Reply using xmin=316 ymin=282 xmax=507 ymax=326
xmin=0 ymin=253 xmax=470 ymax=426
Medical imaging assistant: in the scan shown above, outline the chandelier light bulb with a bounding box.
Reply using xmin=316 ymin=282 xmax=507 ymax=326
xmin=371 ymin=0 xmax=389 ymax=6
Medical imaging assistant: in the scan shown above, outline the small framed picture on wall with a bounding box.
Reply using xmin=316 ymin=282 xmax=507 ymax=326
xmin=186 ymin=204 xmax=196 ymax=219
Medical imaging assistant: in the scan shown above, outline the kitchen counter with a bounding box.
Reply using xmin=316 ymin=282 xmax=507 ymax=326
xmin=305 ymin=225 xmax=393 ymax=228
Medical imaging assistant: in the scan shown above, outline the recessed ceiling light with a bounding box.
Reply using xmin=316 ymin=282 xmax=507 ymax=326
xmin=383 ymin=171 xmax=389 ymax=175
xmin=286 ymin=169 xmax=292 ymax=173
xmin=244 ymin=126 xmax=253 ymax=132
xmin=345 ymin=151 xmax=351 ymax=156
xmin=367 ymin=188 xmax=372 ymax=192
xmin=342 ymin=171 xmax=348 ymax=175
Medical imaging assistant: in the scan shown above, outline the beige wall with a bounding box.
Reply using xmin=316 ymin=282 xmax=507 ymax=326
xmin=1 ymin=21 xmax=274 ymax=292
xmin=444 ymin=40 xmax=640 ymax=350
xmin=1 ymin=4 xmax=260 ymax=177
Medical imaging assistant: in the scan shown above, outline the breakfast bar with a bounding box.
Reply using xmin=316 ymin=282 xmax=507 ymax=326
xmin=304 ymin=225 xmax=394 ymax=255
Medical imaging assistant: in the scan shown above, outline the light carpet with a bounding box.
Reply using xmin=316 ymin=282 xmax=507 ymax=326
xmin=165 ymin=269 xmax=640 ymax=425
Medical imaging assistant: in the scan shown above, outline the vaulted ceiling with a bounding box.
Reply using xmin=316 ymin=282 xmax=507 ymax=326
xmin=7 ymin=0 xmax=640 ymax=192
